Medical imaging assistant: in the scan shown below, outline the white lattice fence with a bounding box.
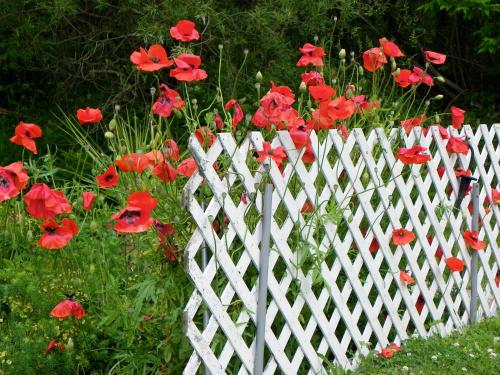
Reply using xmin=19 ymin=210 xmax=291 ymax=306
xmin=182 ymin=125 xmax=500 ymax=374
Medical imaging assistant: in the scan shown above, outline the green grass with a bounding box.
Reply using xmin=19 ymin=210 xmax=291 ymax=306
xmin=353 ymin=314 xmax=500 ymax=375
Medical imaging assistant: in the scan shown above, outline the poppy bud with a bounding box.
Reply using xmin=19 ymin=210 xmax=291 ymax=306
xmin=434 ymin=94 xmax=444 ymax=100
xmin=334 ymin=16 xmax=338 ymax=22
xmin=332 ymin=79 xmax=337 ymax=84
xmin=436 ymin=76 xmax=445 ymax=83
xmin=90 ymin=220 xmax=99 ymax=232
xmin=393 ymin=68 xmax=401 ymax=77
xmin=350 ymin=51 xmax=355 ymax=57
xmin=26 ymin=230 xmax=33 ymax=242
xmin=391 ymin=60 xmax=397 ymax=70
xmin=243 ymin=49 xmax=249 ymax=56
xmin=313 ymin=35 xmax=319 ymax=42
xmin=341 ymin=58 xmax=346 ymax=64
xmin=114 ymin=104 xmax=121 ymax=112
xmin=425 ymin=100 xmax=430 ymax=106
xmin=66 ymin=338 xmax=74 ymax=350
xmin=435 ymin=114 xmax=441 ymax=123
xmin=299 ymin=81 xmax=307 ymax=93
xmin=108 ymin=118 xmax=117 ymax=130
xmin=256 ymin=71 xmax=263 ymax=82
xmin=345 ymin=89 xmax=353 ymax=99
xmin=104 ymin=131 xmax=114 ymax=139
xmin=150 ymin=87 xmax=156 ymax=97
xmin=339 ymin=49 xmax=346 ymax=59
xmin=307 ymin=100 xmax=312 ymax=108
xmin=358 ymin=66 xmax=364 ymax=75
xmin=218 ymin=44 xmax=223 ymax=50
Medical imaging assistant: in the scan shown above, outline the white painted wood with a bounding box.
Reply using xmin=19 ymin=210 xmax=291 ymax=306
xmin=182 ymin=125 xmax=500 ymax=374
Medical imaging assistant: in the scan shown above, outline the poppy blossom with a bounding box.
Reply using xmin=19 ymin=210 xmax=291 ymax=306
xmin=301 ymin=71 xmax=324 ymax=86
xmin=301 ymin=201 xmax=314 ymax=213
xmin=409 ymin=66 xmax=433 ymax=87
xmin=241 ymin=193 xmax=248 ymax=204
xmin=362 ymin=47 xmax=387 ymax=72
xmin=425 ymin=51 xmax=446 ymax=65
xmin=170 ymin=54 xmax=207 ymax=82
xmin=153 ymin=220 xmax=175 ymax=244
xmin=309 ymin=85 xmax=336 ymax=102
xmin=9 ymin=122 xmax=42 ymax=155
xmin=422 ymin=124 xmax=449 ymax=139
xmin=45 ymin=339 xmax=65 ymax=354
xmin=463 ymin=230 xmax=486 ymax=250
xmin=224 ymin=99 xmax=244 ymax=129
xmin=176 ymin=157 xmax=197 ymax=177
xmin=144 ymin=150 xmax=164 ymax=166
xmin=152 ymin=84 xmax=185 ymax=117
xmin=401 ymin=115 xmax=426 ymax=133
xmin=300 ymin=144 xmax=315 ymax=164
xmin=112 ymin=191 xmax=157 ymax=233
xmin=297 ymin=43 xmax=325 ymax=67
xmin=2 ymin=161 xmax=29 ymax=190
xmin=252 ymin=82 xmax=297 ymax=130
xmin=169 ymin=19 xmax=199 ymax=42
xmin=256 ymin=141 xmax=287 ymax=167
xmin=392 ymin=228 xmax=415 ymax=246
xmin=379 ymin=38 xmax=404 ymax=57
xmin=214 ymin=113 xmax=224 ymax=129
xmin=437 ymin=166 xmax=446 ymax=177
xmin=393 ymin=69 xmax=413 ymax=88
xmin=496 ymin=270 xmax=500 ymax=287
xmin=96 ymin=165 xmax=119 ymax=188
xmin=379 ymin=348 xmax=394 ymax=359
xmin=450 ymin=106 xmax=465 ymax=129
xmin=491 ymin=188 xmax=500 ymax=204
xmin=82 ymin=192 xmax=95 ymax=211
xmin=310 ymin=96 xmax=356 ymax=130
xmin=194 ymin=127 xmax=216 ymax=148
xmin=164 ymin=139 xmax=180 ymax=161
xmin=130 ymin=45 xmax=173 ymax=72
xmin=446 ymin=137 xmax=468 ymax=155
xmin=76 ymin=107 xmax=103 ymax=125
xmin=115 ymin=153 xmax=150 ymax=173
xmin=369 ymin=237 xmax=380 ymax=253
xmin=50 ymin=298 xmax=85 ymax=319
xmin=39 ymin=218 xmax=79 ymax=249
xmin=446 ymin=257 xmax=465 ymax=272
xmin=24 ymin=183 xmax=72 ymax=219
xmin=455 ymin=168 xmax=471 ymax=178
xmin=397 ymin=146 xmax=431 ymax=164
xmin=152 ymin=161 xmax=177 ymax=183
xmin=389 ymin=343 xmax=401 ymax=352
xmin=400 ymin=270 xmax=415 ymax=285
xmin=415 ymin=294 xmax=425 ymax=313
xmin=289 ymin=124 xmax=311 ymax=149
xmin=162 ymin=243 xmax=177 ymax=263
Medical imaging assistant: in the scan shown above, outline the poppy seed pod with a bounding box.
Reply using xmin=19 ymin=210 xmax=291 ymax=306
xmin=345 ymin=89 xmax=353 ymax=99
xmin=108 ymin=118 xmax=117 ymax=130
xmin=338 ymin=49 xmax=346 ymax=59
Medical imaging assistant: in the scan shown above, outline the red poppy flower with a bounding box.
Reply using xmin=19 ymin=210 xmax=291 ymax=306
xmin=2 ymin=161 xmax=29 ymax=190
xmin=162 ymin=243 xmax=177 ymax=263
xmin=82 ymin=192 xmax=95 ymax=211
xmin=177 ymin=157 xmax=197 ymax=177
xmin=289 ymin=124 xmax=311 ymax=149
xmin=463 ymin=230 xmax=486 ymax=250
xmin=400 ymin=270 xmax=415 ymax=285
xmin=392 ymin=228 xmax=415 ymax=246
xmin=225 ymin=99 xmax=244 ymax=129
xmin=96 ymin=165 xmax=119 ymax=188
xmin=45 ymin=339 xmax=65 ymax=354
xmin=393 ymin=69 xmax=413 ymax=88
xmin=50 ymin=299 xmax=85 ymax=319
xmin=144 ymin=150 xmax=164 ymax=166
xmin=130 ymin=45 xmax=174 ymax=72
xmin=379 ymin=348 xmax=394 ymax=359
xmin=492 ymin=188 xmax=500 ymax=204
xmin=496 ymin=270 xmax=500 ymax=287
xmin=309 ymin=84 xmax=336 ymax=102
xmin=152 ymin=161 xmax=177 ymax=183
xmin=152 ymin=84 xmax=185 ymax=117
xmin=252 ymin=84 xmax=298 ymax=130
xmin=416 ymin=294 xmax=425 ymax=313
xmin=194 ymin=127 xmax=216 ymax=148
xmin=115 ymin=153 xmax=150 ymax=172
xmin=427 ymin=236 xmax=443 ymax=259
xmin=389 ymin=343 xmax=401 ymax=352
xmin=422 ymin=124 xmax=449 ymax=139
xmin=425 ymin=50 xmax=446 ymax=65
xmin=256 ymin=141 xmax=287 ymax=167
xmin=409 ymin=66 xmax=434 ymax=87
xmin=170 ymin=54 xmax=207 ymax=82
xmin=153 ymin=219 xmax=175 ymax=244
xmin=401 ymin=115 xmax=426 ymax=133
xmin=76 ymin=107 xmax=103 ymax=125
xmin=446 ymin=257 xmax=465 ymax=272
xmin=455 ymin=168 xmax=471 ymax=178
xmin=369 ymin=237 xmax=380 ymax=253
xmin=301 ymin=201 xmax=314 ymax=213
xmin=397 ymin=146 xmax=431 ymax=164
xmin=9 ymin=122 xmax=42 ymax=155
xmin=315 ymin=96 xmax=355 ymax=127
xmin=362 ymin=47 xmax=387 ymax=72
xmin=24 ymin=183 xmax=72 ymax=219
xmin=0 ymin=170 xmax=18 ymax=202
xmin=39 ymin=218 xmax=79 ymax=249
xmin=302 ymin=144 xmax=316 ymax=164
xmin=379 ymin=38 xmax=404 ymax=57
xmin=169 ymin=19 xmax=200 ymax=42
xmin=164 ymin=139 xmax=180 ymax=161
xmin=437 ymin=166 xmax=446 ymax=177
xmin=214 ymin=113 xmax=224 ymax=129
xmin=112 ymin=191 xmax=157 ymax=233
xmin=446 ymin=137 xmax=468 ymax=155
xmin=301 ymin=71 xmax=324 ymax=86
xmin=450 ymin=106 xmax=465 ymax=129
xmin=297 ymin=43 xmax=325 ymax=67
